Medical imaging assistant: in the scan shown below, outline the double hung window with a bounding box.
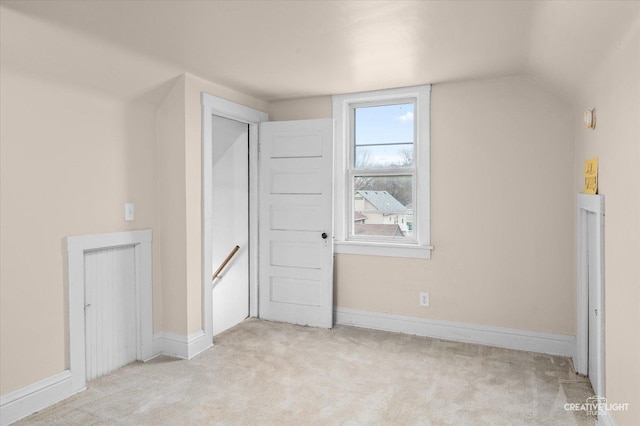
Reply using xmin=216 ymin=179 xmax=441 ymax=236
xmin=333 ymin=85 xmax=431 ymax=259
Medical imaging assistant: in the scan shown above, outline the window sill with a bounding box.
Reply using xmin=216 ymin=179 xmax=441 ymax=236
xmin=333 ymin=241 xmax=432 ymax=259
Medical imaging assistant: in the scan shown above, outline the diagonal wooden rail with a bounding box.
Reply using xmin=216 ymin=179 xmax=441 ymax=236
xmin=211 ymin=245 xmax=240 ymax=281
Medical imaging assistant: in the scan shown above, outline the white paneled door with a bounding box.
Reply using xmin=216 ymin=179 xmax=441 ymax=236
xmin=84 ymin=245 xmax=137 ymax=381
xmin=587 ymin=211 xmax=600 ymax=396
xmin=259 ymin=119 xmax=334 ymax=328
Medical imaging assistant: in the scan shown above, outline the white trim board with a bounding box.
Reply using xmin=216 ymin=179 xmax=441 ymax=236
xmin=152 ymin=331 xmax=212 ymax=360
xmin=334 ymin=308 xmax=575 ymax=357
xmin=0 ymin=371 xmax=78 ymax=426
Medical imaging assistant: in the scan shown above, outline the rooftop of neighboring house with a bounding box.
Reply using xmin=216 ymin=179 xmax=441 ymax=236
xmin=354 ymin=223 xmax=404 ymax=237
xmin=356 ymin=190 xmax=407 ymax=213
xmin=354 ymin=212 xmax=368 ymax=222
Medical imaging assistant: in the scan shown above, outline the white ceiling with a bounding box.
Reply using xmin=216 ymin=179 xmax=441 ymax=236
xmin=2 ymin=0 xmax=638 ymax=104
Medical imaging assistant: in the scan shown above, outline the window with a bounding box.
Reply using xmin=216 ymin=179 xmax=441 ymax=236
xmin=333 ymin=85 xmax=431 ymax=259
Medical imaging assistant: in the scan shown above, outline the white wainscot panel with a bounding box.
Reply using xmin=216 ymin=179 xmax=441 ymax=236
xmin=84 ymin=246 xmax=137 ymax=381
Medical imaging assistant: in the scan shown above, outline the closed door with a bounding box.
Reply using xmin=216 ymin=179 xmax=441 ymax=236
xmin=211 ymin=115 xmax=250 ymax=336
xmin=84 ymin=245 xmax=137 ymax=381
xmin=259 ymin=119 xmax=333 ymax=328
xmin=587 ymin=211 xmax=599 ymax=395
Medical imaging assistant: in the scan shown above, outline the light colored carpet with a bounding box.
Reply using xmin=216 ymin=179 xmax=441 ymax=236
xmin=17 ymin=318 xmax=595 ymax=425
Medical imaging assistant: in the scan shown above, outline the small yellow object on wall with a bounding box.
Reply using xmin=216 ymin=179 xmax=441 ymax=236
xmin=584 ymin=157 xmax=598 ymax=194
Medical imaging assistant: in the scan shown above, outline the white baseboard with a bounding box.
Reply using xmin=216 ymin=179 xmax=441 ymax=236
xmin=334 ymin=307 xmax=575 ymax=357
xmin=0 ymin=370 xmax=82 ymax=426
xmin=186 ymin=330 xmax=213 ymax=359
xmin=153 ymin=330 xmax=212 ymax=360
xmin=148 ymin=333 xmax=164 ymax=361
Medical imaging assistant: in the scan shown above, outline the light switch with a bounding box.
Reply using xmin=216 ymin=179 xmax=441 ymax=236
xmin=124 ymin=203 xmax=135 ymax=221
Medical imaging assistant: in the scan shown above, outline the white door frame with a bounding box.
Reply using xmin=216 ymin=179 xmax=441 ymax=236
xmin=575 ymin=194 xmax=605 ymax=396
xmin=201 ymin=93 xmax=268 ymax=343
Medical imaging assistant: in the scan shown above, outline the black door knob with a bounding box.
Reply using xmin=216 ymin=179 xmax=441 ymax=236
xmin=321 ymin=232 xmax=328 ymax=239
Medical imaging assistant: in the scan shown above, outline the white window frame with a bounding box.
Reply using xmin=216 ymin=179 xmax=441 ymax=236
xmin=333 ymin=85 xmax=432 ymax=259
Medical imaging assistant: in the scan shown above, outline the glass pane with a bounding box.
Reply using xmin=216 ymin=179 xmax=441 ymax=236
xmin=353 ymin=176 xmax=413 ymax=238
xmin=354 ymin=103 xmax=414 ymax=168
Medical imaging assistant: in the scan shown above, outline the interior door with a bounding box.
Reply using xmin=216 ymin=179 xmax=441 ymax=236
xmin=211 ymin=115 xmax=249 ymax=336
xmin=84 ymin=245 xmax=137 ymax=381
xmin=259 ymin=119 xmax=333 ymax=328
xmin=587 ymin=211 xmax=599 ymax=395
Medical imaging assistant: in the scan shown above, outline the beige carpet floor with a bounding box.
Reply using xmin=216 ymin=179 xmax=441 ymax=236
xmin=16 ymin=318 xmax=595 ymax=425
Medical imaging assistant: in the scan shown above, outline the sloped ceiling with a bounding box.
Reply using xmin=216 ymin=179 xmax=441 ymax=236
xmin=1 ymin=0 xmax=638 ymax=104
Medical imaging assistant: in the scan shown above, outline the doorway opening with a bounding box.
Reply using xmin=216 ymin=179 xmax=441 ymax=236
xmin=202 ymin=95 xmax=335 ymax=336
xmin=210 ymin=115 xmax=250 ymax=336
xmin=201 ymin=94 xmax=268 ymax=344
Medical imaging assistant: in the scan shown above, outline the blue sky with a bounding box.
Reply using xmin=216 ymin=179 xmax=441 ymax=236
xmin=355 ymin=103 xmax=414 ymax=145
xmin=354 ymin=103 xmax=414 ymax=167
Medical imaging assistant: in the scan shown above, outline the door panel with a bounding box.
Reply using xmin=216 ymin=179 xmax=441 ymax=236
xmin=270 ymin=204 xmax=323 ymax=231
xmin=271 ymin=132 xmax=323 ymax=157
xmin=271 ymin=168 xmax=323 ymax=194
xmin=269 ymin=277 xmax=323 ymax=306
xmin=271 ymin=241 xmax=323 ymax=269
xmin=259 ymin=119 xmax=333 ymax=328
xmin=84 ymin=245 xmax=137 ymax=381
xmin=587 ymin=212 xmax=598 ymax=394
xmin=211 ymin=115 xmax=249 ymax=336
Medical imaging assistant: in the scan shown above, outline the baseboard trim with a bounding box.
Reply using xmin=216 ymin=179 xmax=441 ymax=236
xmin=334 ymin=307 xmax=575 ymax=357
xmin=0 ymin=370 xmax=82 ymax=426
xmin=154 ymin=330 xmax=212 ymax=360
xmin=186 ymin=330 xmax=213 ymax=359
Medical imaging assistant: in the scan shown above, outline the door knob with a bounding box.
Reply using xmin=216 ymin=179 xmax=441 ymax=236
xmin=321 ymin=232 xmax=328 ymax=239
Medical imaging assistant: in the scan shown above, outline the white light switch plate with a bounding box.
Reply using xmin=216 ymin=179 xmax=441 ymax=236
xmin=124 ymin=203 xmax=135 ymax=221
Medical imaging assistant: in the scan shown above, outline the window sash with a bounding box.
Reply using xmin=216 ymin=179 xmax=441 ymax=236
xmin=347 ymin=170 xmax=417 ymax=243
xmin=350 ymin=100 xmax=417 ymax=170
xmin=347 ymin=99 xmax=418 ymax=243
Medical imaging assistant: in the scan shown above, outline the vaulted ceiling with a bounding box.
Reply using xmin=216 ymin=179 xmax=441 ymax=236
xmin=2 ymin=0 xmax=638 ymax=104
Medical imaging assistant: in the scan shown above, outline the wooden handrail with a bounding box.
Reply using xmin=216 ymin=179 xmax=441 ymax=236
xmin=211 ymin=245 xmax=240 ymax=281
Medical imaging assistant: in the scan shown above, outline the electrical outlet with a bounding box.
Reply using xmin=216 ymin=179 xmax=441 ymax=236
xmin=124 ymin=203 xmax=135 ymax=221
xmin=420 ymin=292 xmax=430 ymax=307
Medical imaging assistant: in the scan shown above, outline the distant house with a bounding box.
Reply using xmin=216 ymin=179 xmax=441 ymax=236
xmin=404 ymin=202 xmax=413 ymax=231
xmin=353 ymin=190 xmax=412 ymax=236
xmin=354 ymin=223 xmax=404 ymax=237
xmin=354 ymin=211 xmax=368 ymax=223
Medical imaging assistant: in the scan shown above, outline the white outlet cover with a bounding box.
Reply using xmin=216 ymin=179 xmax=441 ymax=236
xmin=420 ymin=292 xmax=429 ymax=307
xmin=124 ymin=203 xmax=135 ymax=221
